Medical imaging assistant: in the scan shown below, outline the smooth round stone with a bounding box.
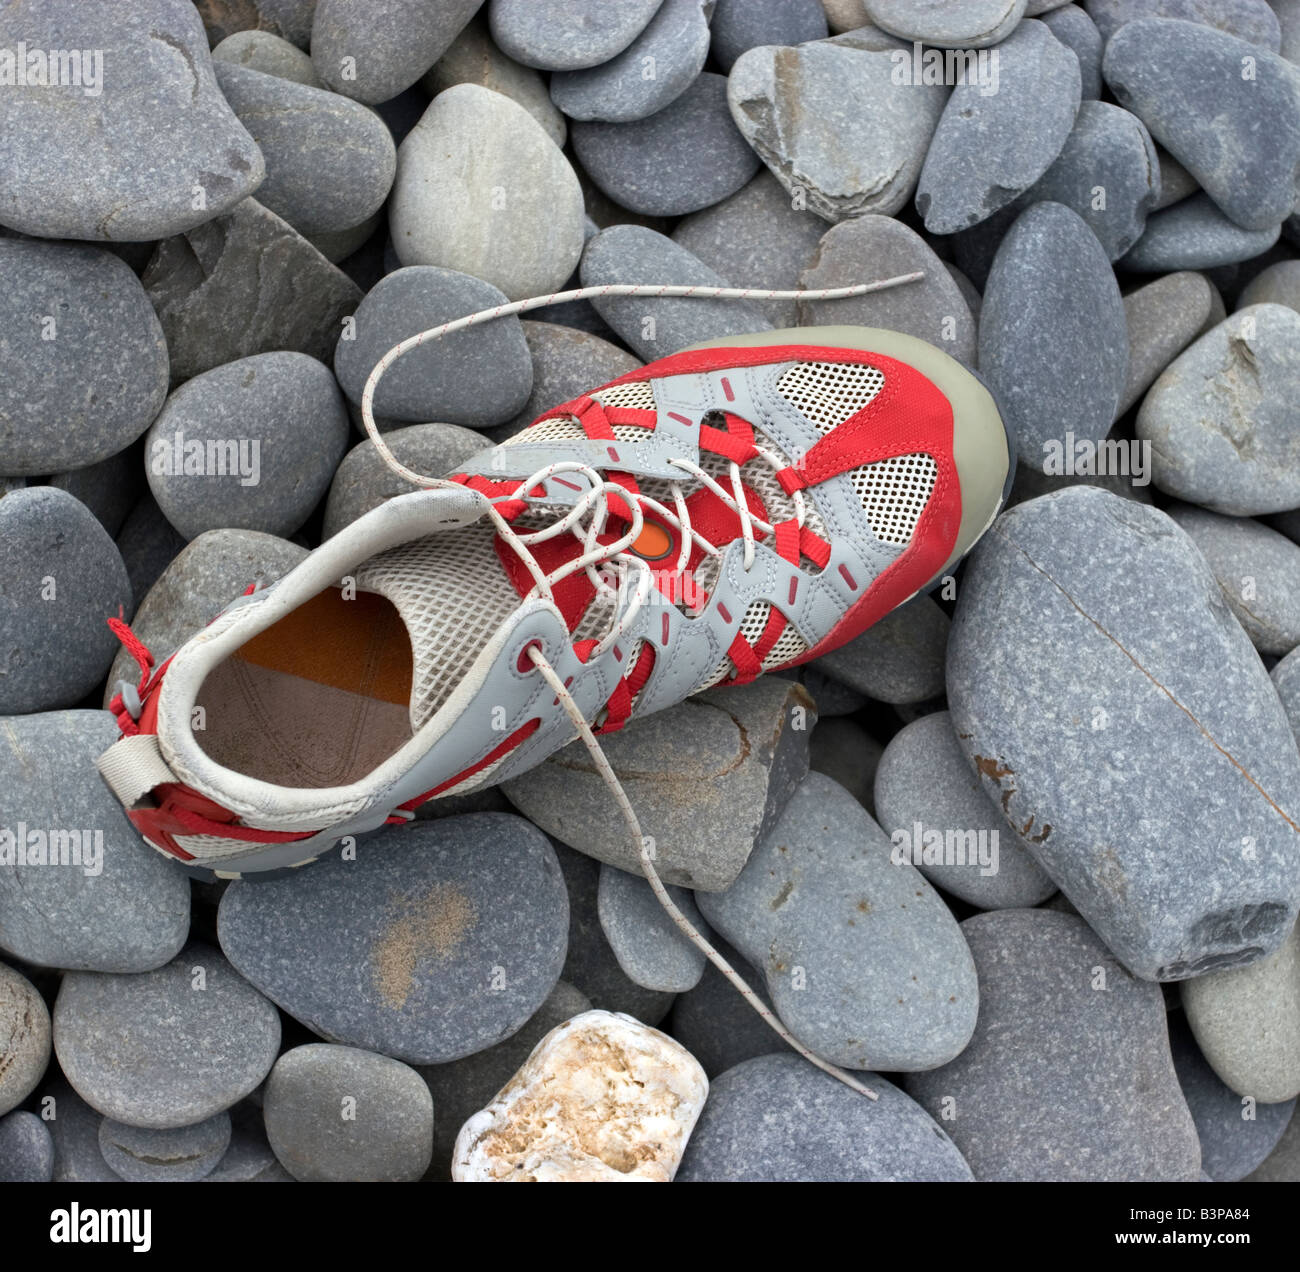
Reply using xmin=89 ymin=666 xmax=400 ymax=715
xmin=491 ymin=0 xmax=665 ymax=72
xmin=1166 ymin=506 xmax=1300 ymax=655
xmin=212 ymin=29 xmax=322 ymax=84
xmin=334 ymin=267 xmax=531 ymax=425
xmin=0 ymin=488 xmax=130 ymax=713
xmin=99 ymin=1111 xmax=231 ymax=1182
xmin=1182 ymin=919 xmax=1300 ymax=1104
xmin=1118 ymin=271 xmax=1217 ymax=417
xmin=711 ymin=0 xmax=828 ymax=70
xmin=323 ymin=423 xmax=490 ymax=538
xmin=728 ymin=30 xmax=947 ymax=223
xmin=1123 ymin=193 xmax=1283 ymax=271
xmin=424 ymin=13 xmax=565 ymax=147
xmin=907 ymin=910 xmax=1200 ymax=1180
xmin=1169 ymin=1011 xmax=1296 ymax=1181
xmin=809 ymin=717 xmax=883 ymax=814
xmin=815 ymin=594 xmax=949 ymax=704
xmin=195 ymin=0 xmax=318 ymax=48
xmin=551 ymin=0 xmax=712 ymax=123
xmin=103 ymin=530 xmax=306 ymax=707
xmin=1104 ymin=20 xmax=1299 ymax=232
xmin=391 ymin=86 xmax=583 ymax=301
xmin=550 ymin=842 xmax=675 ymax=1026
xmin=311 ymin=0 xmax=482 ymax=103
xmin=979 ymin=202 xmax=1127 ymax=473
xmin=1041 ymin=4 xmax=1103 ymax=99
xmin=420 ymin=981 xmax=590 ymax=1180
xmin=0 ymin=0 xmax=263 ymax=240
xmin=493 ymin=323 xmax=642 ymax=441
xmin=798 ymin=215 xmax=977 ymax=365
xmin=1085 ymin=0 xmax=1282 ymax=48
xmin=1137 ymin=305 xmax=1300 ymax=515
xmin=672 ymin=171 xmax=826 ymax=329
xmin=0 ymin=962 xmax=50 ymax=1115
xmin=0 ymin=712 xmax=191 ymax=973
xmin=1239 ymin=261 xmax=1300 ymax=313
xmin=0 ymin=241 xmax=168 ymax=475
xmin=48 ymin=450 xmax=145 ymax=540
xmin=505 ymin=679 xmax=813 ymax=893
xmin=867 ymin=0 xmax=1028 ymax=46
xmin=677 ymin=1054 xmax=974 ymax=1181
xmin=947 ymin=486 xmax=1300 ymax=980
xmin=874 ymin=711 xmax=1057 ymax=909
xmin=264 ymin=1044 xmax=433 ymax=1182
xmin=217 ymin=815 xmax=568 ymax=1065
xmin=54 ymin=943 xmax=281 ymax=1128
xmin=916 ymin=20 xmax=1082 ymax=235
xmin=213 ymin=64 xmax=395 ymax=236
xmin=44 ymin=1081 xmax=114 ymax=1181
xmin=573 ymin=73 xmax=758 ymax=218
xmin=698 ymin=773 xmax=979 ymax=1070
xmin=145 ymin=352 xmax=348 ymax=540
xmin=597 ymin=865 xmax=708 ymax=993
xmin=0 ymin=1111 xmax=54 ymax=1182
xmin=580 ymin=225 xmax=771 ymax=360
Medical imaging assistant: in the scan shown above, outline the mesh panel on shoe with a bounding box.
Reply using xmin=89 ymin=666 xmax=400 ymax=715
xmin=355 ymin=522 xmax=520 ymax=731
xmin=777 ymin=361 xmax=885 ymax=435
xmin=852 ymin=453 xmax=938 ymax=546
xmin=702 ymin=601 xmax=812 ymax=687
xmin=500 ymin=415 xmax=652 ymax=447
xmin=593 ymin=381 xmax=656 ymax=411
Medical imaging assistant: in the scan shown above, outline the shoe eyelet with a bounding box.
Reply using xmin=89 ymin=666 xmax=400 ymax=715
xmin=516 ymin=639 xmax=544 ymax=674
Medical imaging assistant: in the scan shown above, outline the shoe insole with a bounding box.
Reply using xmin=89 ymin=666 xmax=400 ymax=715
xmin=194 ymin=588 xmax=415 ymax=789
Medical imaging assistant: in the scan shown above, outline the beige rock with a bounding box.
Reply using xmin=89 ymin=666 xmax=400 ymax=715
xmin=452 ymin=1010 xmax=708 ymax=1181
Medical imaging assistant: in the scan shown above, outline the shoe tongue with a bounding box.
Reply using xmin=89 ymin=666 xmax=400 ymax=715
xmin=352 ymin=523 xmax=522 ymax=731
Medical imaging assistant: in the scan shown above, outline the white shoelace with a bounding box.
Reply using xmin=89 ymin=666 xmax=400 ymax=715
xmin=360 ymin=277 xmax=926 ymax=1099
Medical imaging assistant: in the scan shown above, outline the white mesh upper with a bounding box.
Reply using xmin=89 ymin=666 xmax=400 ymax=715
xmin=851 ymin=453 xmax=938 ymax=546
xmin=593 ymin=381 xmax=656 ymax=411
xmin=500 ymin=415 xmax=652 ymax=447
xmin=777 ymin=361 xmax=886 ymax=434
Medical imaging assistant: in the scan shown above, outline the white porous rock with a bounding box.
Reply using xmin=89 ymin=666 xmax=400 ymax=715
xmin=452 ymin=1010 xmax=708 ymax=1182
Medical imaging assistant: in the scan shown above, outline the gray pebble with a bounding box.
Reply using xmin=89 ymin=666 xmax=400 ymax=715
xmin=333 ymin=266 xmax=532 ymax=426
xmin=47 ymin=450 xmax=145 ymax=540
xmin=203 ymin=1100 xmax=291 ymax=1182
xmin=0 ymin=1111 xmax=54 ymax=1182
xmin=815 ymin=593 xmax=950 ymax=704
xmin=1244 ymin=1105 xmax=1300 ymax=1181
xmin=99 ymin=1111 xmax=231 ymax=1182
xmin=1118 ymin=270 xmax=1216 ymax=417
xmin=491 ymin=0 xmax=665 ymax=72
xmin=1122 ymin=193 xmax=1283 ymax=271
xmin=211 ymin=29 xmax=322 ymax=85
xmin=868 ymin=0 xmax=1027 ymax=45
xmin=597 ymin=865 xmax=709 ymax=992
xmin=1085 ymin=0 xmax=1282 ymax=49
xmin=1272 ymin=645 xmax=1300 ymax=743
xmin=1153 ymin=145 xmax=1201 ymax=209
xmin=1041 ymin=4 xmax=1103 ymax=99
xmin=264 ymin=1044 xmax=433 ymax=1181
xmin=44 ymin=1082 xmax=115 ymax=1182
xmin=195 ymin=0 xmax=317 ymax=49
xmin=798 ymin=665 xmax=870 ymax=716
xmin=573 ymin=73 xmax=759 ymax=217
xmin=1239 ymin=260 xmax=1300 ymax=313
xmin=54 ymin=942 xmax=281 ymax=1128
xmin=0 ymin=961 xmax=50 ymax=1115
xmin=711 ymin=0 xmax=828 ymax=70
xmin=809 ymin=716 xmax=883 ymax=814
xmin=217 ymin=815 xmax=568 ymax=1064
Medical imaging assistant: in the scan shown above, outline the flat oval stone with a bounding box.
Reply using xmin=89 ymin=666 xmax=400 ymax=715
xmin=311 ymin=0 xmax=483 ymax=103
xmin=712 ymin=0 xmax=828 ymax=70
xmin=503 ymin=679 xmax=813 ymax=892
xmin=979 ymin=202 xmax=1127 ymax=473
xmin=391 ymin=84 xmax=583 ymax=301
xmin=1182 ymin=918 xmax=1300 ymax=1104
xmin=815 ymin=593 xmax=950 ymax=703
xmin=0 ymin=1111 xmax=54 ymax=1182
xmin=264 ymin=1044 xmax=433 ymax=1181
xmin=551 ymin=0 xmax=712 ymax=123
xmin=1167 ymin=506 xmax=1300 ymax=655
xmin=580 ymin=225 xmax=771 ymax=360
xmin=1118 ymin=270 xmax=1217 ymax=416
xmin=491 ymin=0 xmax=665 ymax=72
xmin=874 ymin=711 xmax=1057 ymax=908
xmin=0 ymin=489 xmax=131 ymax=713
xmin=0 ymin=0 xmax=264 ymax=240
xmin=1239 ymin=260 xmax=1300 ymax=313
xmin=0 ymin=961 xmax=50 ymax=1116
xmin=213 ymin=63 xmax=395 ymax=235
xmin=597 ymin=865 xmax=708 ymax=993
xmin=672 ymin=171 xmax=826 ymax=329
xmin=99 ymin=1112 xmax=232 ymax=1182
xmin=1085 ymin=0 xmax=1282 ymax=48
xmin=1136 ymin=305 xmax=1300 ymax=514
xmin=0 ymin=713 xmax=191 ymax=973
xmin=212 ymin=30 xmax=322 ymax=85
xmin=54 ymin=942 xmax=280 ymax=1128
xmin=1042 ymin=4 xmax=1103 ymax=99
xmin=867 ymin=0 xmax=1028 ymax=46
xmin=1122 ymin=193 xmax=1282 ymax=271
xmin=217 ymin=815 xmax=568 ymax=1064
xmin=0 ymin=241 xmax=168 ymax=475
xmin=797 ymin=215 xmax=977 ymax=366
xmin=728 ymin=31 xmax=947 ymax=223
xmin=145 ymin=352 xmax=349 ymax=540
xmin=916 ymin=19 xmax=1082 ymax=235
xmin=1103 ymin=19 xmax=1300 ymax=231
xmin=333 ymin=266 xmax=532 ymax=425
xmin=573 ymin=72 xmax=758 ymax=217
xmin=947 ymin=486 xmax=1300 ymax=980
xmin=906 ymin=910 xmax=1201 ymax=1180
xmin=677 ymin=1053 xmax=974 ymax=1181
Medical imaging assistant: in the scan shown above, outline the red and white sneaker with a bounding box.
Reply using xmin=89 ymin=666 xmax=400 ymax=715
xmin=97 ymin=322 xmax=1012 ymax=883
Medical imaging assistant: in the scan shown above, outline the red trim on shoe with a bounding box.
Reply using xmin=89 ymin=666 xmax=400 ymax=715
xmin=391 ymin=717 xmax=542 ymax=817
